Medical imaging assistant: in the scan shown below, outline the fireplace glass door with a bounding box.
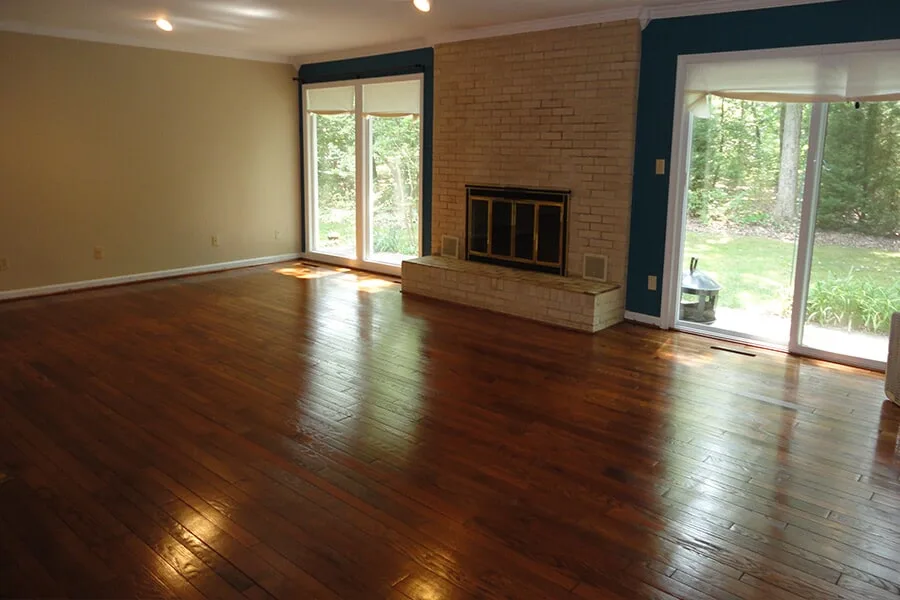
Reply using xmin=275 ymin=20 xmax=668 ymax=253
xmin=466 ymin=185 xmax=569 ymax=275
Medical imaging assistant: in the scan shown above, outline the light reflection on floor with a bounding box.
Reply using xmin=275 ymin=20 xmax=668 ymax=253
xmin=280 ymin=261 xmax=420 ymax=469
xmin=275 ymin=263 xmax=400 ymax=294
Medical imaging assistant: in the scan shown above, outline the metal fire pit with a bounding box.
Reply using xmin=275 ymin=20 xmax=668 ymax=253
xmin=680 ymin=257 xmax=721 ymax=324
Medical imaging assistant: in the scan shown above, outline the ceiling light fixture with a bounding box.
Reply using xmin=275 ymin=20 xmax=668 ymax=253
xmin=155 ymin=18 xmax=174 ymax=32
xmin=413 ymin=0 xmax=431 ymax=13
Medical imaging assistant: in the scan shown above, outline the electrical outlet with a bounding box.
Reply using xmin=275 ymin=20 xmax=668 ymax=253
xmin=94 ymin=246 xmax=105 ymax=260
xmin=211 ymin=235 xmax=219 ymax=247
xmin=0 ymin=257 xmax=8 ymax=272
xmin=274 ymin=230 xmax=280 ymax=240
xmin=655 ymin=159 xmax=666 ymax=175
xmin=648 ymin=275 xmax=658 ymax=291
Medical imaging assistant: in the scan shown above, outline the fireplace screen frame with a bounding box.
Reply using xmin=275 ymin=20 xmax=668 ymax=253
xmin=465 ymin=184 xmax=569 ymax=276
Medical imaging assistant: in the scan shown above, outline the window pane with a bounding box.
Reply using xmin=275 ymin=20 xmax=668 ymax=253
xmin=680 ymin=99 xmax=812 ymax=345
xmin=312 ymin=113 xmax=356 ymax=257
xmin=802 ymin=101 xmax=900 ymax=363
xmin=368 ymin=114 xmax=420 ymax=264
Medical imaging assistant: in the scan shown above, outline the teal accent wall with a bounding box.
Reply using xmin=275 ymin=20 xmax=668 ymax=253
xmin=626 ymin=0 xmax=900 ymax=317
xmin=297 ymin=49 xmax=434 ymax=254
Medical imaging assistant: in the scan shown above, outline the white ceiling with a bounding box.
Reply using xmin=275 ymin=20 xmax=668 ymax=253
xmin=0 ymin=0 xmax=833 ymax=64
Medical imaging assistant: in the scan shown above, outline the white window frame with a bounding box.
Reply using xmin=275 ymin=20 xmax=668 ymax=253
xmin=302 ymin=73 xmax=425 ymax=276
xmin=662 ymin=39 xmax=900 ymax=372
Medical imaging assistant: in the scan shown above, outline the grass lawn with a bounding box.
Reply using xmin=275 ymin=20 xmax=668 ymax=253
xmin=684 ymin=231 xmax=900 ymax=315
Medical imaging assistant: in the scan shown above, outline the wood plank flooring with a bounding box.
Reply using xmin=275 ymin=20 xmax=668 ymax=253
xmin=0 ymin=261 xmax=898 ymax=599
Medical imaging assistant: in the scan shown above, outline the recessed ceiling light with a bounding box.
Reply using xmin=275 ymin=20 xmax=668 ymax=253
xmin=413 ymin=0 xmax=431 ymax=13
xmin=155 ymin=18 xmax=173 ymax=32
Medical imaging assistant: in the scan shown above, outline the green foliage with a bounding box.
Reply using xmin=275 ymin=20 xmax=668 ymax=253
xmin=312 ymin=112 xmax=420 ymax=257
xmin=315 ymin=113 xmax=356 ymax=212
xmin=729 ymin=193 xmax=777 ymax=227
xmin=373 ymin=224 xmax=415 ymax=255
xmin=688 ymin=98 xmax=811 ymax=226
xmin=806 ymin=270 xmax=900 ymax=334
xmin=684 ymin=232 xmax=796 ymax=316
xmin=818 ymin=102 xmax=900 ymax=236
xmin=685 ymin=231 xmax=900 ymax=334
xmin=371 ymin=115 xmax=420 ymax=256
xmin=314 ymin=113 xmax=357 ymax=250
xmin=689 ymin=98 xmax=900 ymax=237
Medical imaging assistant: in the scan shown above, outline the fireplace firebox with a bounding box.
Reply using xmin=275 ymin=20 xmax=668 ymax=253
xmin=466 ymin=184 xmax=569 ymax=275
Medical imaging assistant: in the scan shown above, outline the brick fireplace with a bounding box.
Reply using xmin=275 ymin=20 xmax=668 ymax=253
xmin=403 ymin=19 xmax=641 ymax=332
xmin=431 ymin=20 xmax=641 ymax=284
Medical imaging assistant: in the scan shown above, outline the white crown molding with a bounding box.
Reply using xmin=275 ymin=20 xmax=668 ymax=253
xmin=429 ymin=6 xmax=644 ymax=46
xmin=645 ymin=0 xmax=839 ymax=21
xmin=0 ymin=254 xmax=300 ymax=302
xmin=0 ymin=21 xmax=291 ymax=63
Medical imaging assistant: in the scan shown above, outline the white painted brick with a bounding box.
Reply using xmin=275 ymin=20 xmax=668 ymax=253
xmin=401 ymin=258 xmax=622 ymax=333
xmin=431 ymin=20 xmax=641 ymax=285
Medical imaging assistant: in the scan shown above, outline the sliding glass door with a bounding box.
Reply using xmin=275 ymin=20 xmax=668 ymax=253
xmin=669 ymin=44 xmax=900 ymax=370
xmin=679 ymin=98 xmax=812 ymax=347
xmin=303 ymin=76 xmax=423 ymax=273
xmin=367 ymin=81 xmax=421 ymax=264
xmin=308 ymin=96 xmax=357 ymax=258
xmin=794 ymin=101 xmax=900 ymax=365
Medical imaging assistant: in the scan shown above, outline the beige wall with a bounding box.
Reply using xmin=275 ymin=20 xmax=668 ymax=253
xmin=0 ymin=33 xmax=299 ymax=292
xmin=432 ymin=21 xmax=641 ymax=284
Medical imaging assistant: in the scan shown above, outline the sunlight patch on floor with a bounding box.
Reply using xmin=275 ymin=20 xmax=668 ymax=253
xmin=352 ymin=277 xmax=396 ymax=293
xmin=275 ymin=265 xmax=349 ymax=280
xmin=275 ymin=263 xmax=398 ymax=294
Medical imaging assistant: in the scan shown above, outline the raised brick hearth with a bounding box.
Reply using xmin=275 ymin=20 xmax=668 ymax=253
xmin=402 ymin=256 xmax=624 ymax=333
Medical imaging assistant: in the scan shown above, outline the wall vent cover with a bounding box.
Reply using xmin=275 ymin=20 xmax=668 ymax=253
xmin=441 ymin=235 xmax=460 ymax=259
xmin=583 ymin=254 xmax=608 ymax=282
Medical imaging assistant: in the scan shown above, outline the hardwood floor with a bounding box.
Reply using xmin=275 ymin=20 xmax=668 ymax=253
xmin=0 ymin=261 xmax=898 ymax=599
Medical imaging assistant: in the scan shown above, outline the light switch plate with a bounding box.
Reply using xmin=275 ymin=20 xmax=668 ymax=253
xmin=655 ymin=159 xmax=666 ymax=175
xmin=648 ymin=275 xmax=658 ymax=291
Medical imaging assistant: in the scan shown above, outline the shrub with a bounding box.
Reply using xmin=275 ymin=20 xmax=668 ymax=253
xmin=806 ymin=270 xmax=900 ymax=334
xmin=373 ymin=223 xmax=417 ymax=256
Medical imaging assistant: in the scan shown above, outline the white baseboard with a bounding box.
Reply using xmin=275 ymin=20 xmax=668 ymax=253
xmin=0 ymin=253 xmax=301 ymax=302
xmin=624 ymin=311 xmax=664 ymax=328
